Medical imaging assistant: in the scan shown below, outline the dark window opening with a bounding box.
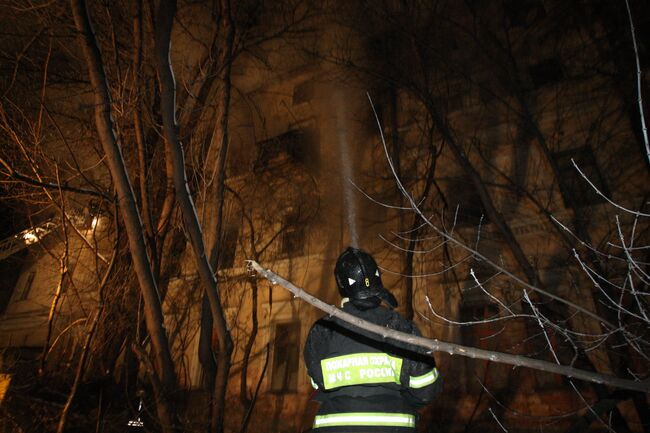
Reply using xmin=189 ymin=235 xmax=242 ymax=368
xmin=254 ymin=129 xmax=318 ymax=171
xmin=444 ymin=177 xmax=488 ymax=228
xmin=270 ymin=321 xmax=300 ymax=392
xmin=0 ymin=256 xmax=23 ymax=313
xmin=368 ymin=99 xmax=386 ymax=130
xmin=470 ymin=255 xmax=495 ymax=283
xmin=459 ymin=301 xmax=500 ymax=350
xmin=529 ymin=58 xmax=565 ymax=89
xmin=227 ymin=152 xmax=251 ymax=178
xmin=255 ymin=130 xmax=302 ymax=170
xmin=448 ymin=94 xmax=464 ymax=112
xmin=553 ymin=146 xmax=608 ymax=208
xmin=504 ymin=0 xmax=546 ymax=28
xmin=437 ymin=81 xmax=467 ymax=113
xmin=478 ymin=82 xmax=496 ymax=104
xmin=293 ymin=80 xmax=314 ymax=105
xmin=367 ymin=32 xmax=404 ymax=62
xmin=218 ymin=225 xmax=239 ymax=269
xmin=364 ymin=86 xmax=400 ymax=135
xmin=447 ymin=35 xmax=459 ymax=52
xmin=281 ymin=229 xmax=304 ymax=257
xmin=280 ymin=210 xmax=305 ymax=258
xmin=17 ymin=271 xmax=36 ymax=301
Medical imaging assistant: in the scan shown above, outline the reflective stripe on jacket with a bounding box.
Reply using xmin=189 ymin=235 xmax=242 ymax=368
xmin=314 ymin=412 xmax=416 ymax=428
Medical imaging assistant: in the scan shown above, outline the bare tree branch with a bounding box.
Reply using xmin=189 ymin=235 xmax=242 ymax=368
xmin=248 ymin=260 xmax=650 ymax=393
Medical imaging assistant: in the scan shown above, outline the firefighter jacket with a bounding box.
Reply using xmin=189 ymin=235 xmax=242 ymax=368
xmin=304 ymin=300 xmax=442 ymax=432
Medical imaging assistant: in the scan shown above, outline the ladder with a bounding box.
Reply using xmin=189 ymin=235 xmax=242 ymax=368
xmin=0 ymin=219 xmax=59 ymax=261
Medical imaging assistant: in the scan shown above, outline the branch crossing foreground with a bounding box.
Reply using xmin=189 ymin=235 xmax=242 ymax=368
xmin=247 ymin=261 xmax=649 ymax=394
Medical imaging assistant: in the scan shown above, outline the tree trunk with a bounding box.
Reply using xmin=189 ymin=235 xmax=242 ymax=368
xmin=239 ymin=277 xmax=259 ymax=406
xmin=200 ymin=10 xmax=234 ymax=410
xmin=239 ymin=343 xmax=270 ymax=433
xmin=70 ymin=1 xmax=180 ymax=431
xmin=132 ymin=0 xmax=155 ymax=248
xmin=153 ymin=2 xmax=234 ymax=433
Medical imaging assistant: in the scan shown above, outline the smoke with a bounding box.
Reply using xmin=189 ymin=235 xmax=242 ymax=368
xmin=335 ymin=91 xmax=359 ymax=248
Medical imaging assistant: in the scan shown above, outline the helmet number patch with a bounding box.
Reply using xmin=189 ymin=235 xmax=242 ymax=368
xmin=364 ymin=277 xmax=370 ymax=287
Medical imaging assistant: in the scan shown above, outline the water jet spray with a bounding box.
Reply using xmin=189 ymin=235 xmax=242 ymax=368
xmin=335 ymin=91 xmax=359 ymax=248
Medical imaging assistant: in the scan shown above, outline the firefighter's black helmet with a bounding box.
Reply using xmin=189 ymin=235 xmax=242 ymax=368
xmin=334 ymin=247 xmax=397 ymax=308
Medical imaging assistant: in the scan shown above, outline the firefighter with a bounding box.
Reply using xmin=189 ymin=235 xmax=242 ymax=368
xmin=304 ymin=247 xmax=442 ymax=432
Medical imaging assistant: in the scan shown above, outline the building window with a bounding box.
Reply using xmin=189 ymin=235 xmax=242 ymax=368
xmin=437 ymin=81 xmax=468 ymax=113
xmin=255 ymin=129 xmax=319 ymax=171
xmin=553 ymin=146 xmax=608 ymax=208
xmin=17 ymin=271 xmax=36 ymax=301
xmin=218 ymin=225 xmax=239 ymax=269
xmin=504 ymin=0 xmax=546 ymax=28
xmin=478 ymin=81 xmax=496 ymax=104
xmin=281 ymin=228 xmax=304 ymax=257
xmin=459 ymin=300 xmax=499 ymax=350
xmin=280 ymin=209 xmax=305 ymax=258
xmin=226 ymin=151 xmax=251 ymax=178
xmin=293 ymin=80 xmax=314 ymax=105
xmin=270 ymin=321 xmax=300 ymax=392
xmin=255 ymin=130 xmax=300 ymax=170
xmin=470 ymin=252 xmax=496 ymax=283
xmin=443 ymin=177 xmax=487 ymax=228
xmin=529 ymin=58 xmax=565 ymax=89
xmin=447 ymin=94 xmax=465 ymax=112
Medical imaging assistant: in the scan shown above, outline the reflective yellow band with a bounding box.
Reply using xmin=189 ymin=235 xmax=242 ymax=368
xmin=314 ymin=412 xmax=415 ymax=428
xmin=320 ymin=352 xmax=403 ymax=389
xmin=409 ymin=367 xmax=439 ymax=388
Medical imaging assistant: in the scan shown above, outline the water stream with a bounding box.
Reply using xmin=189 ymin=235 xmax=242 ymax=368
xmin=335 ymin=91 xmax=359 ymax=248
